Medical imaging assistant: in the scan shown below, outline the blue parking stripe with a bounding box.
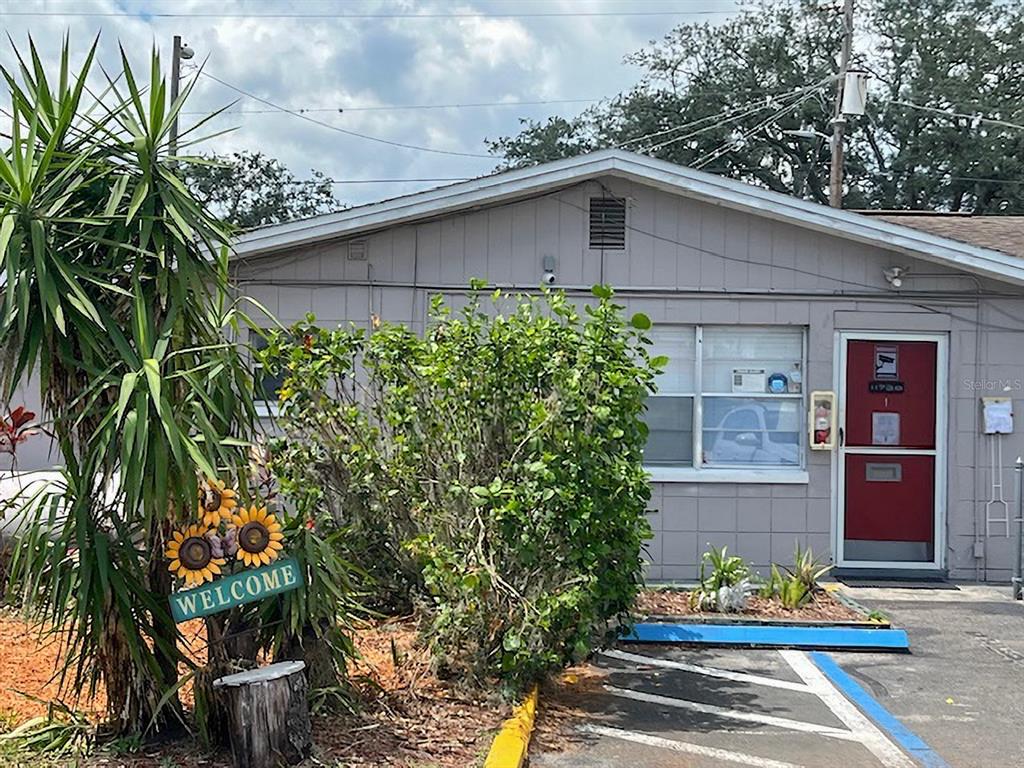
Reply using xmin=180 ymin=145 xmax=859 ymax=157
xmin=625 ymin=622 xmax=910 ymax=650
xmin=809 ymin=651 xmax=951 ymax=768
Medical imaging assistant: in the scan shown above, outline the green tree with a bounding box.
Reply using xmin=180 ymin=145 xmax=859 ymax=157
xmin=185 ymin=151 xmax=338 ymax=229
xmin=489 ymin=0 xmax=1024 ymax=213
xmin=0 ymin=39 xmax=257 ymax=736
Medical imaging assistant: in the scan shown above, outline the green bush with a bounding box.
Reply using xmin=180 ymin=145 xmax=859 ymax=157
xmin=260 ymin=285 xmax=659 ymax=694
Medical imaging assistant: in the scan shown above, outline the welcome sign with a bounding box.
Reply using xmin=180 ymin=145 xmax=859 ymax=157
xmin=170 ymin=557 xmax=303 ymax=623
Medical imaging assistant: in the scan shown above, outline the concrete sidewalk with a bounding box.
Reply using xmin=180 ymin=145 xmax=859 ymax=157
xmin=831 ymin=582 xmax=1024 ymax=767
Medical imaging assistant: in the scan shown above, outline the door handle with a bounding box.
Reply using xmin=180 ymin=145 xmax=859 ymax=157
xmin=838 ymin=427 xmax=845 ymax=447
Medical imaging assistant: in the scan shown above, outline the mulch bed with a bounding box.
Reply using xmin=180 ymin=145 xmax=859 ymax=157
xmin=635 ymin=588 xmax=863 ymax=622
xmin=0 ymin=610 xmax=507 ymax=768
xmin=313 ymin=617 xmax=508 ymax=767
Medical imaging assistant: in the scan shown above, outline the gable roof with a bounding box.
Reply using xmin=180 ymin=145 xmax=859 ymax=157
xmin=233 ymin=149 xmax=1024 ymax=286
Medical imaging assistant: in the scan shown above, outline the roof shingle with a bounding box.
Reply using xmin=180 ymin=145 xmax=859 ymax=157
xmin=866 ymin=213 xmax=1024 ymax=259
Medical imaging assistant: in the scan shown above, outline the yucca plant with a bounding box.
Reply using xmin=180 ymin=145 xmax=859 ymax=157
xmin=0 ymin=36 xmax=257 ymax=736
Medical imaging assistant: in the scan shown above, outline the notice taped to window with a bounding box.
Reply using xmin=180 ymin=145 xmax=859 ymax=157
xmin=871 ymin=412 xmax=900 ymax=446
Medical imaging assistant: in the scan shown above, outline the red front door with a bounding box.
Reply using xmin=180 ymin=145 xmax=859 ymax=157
xmin=841 ymin=339 xmax=940 ymax=564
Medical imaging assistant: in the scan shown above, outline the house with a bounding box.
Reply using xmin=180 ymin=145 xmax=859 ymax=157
xmin=11 ymin=149 xmax=1024 ymax=582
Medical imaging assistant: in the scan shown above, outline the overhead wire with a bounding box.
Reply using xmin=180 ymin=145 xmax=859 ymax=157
xmin=0 ymin=6 xmax=747 ymax=19
xmin=891 ymin=100 xmax=1024 ymax=132
xmin=196 ymin=70 xmax=494 ymax=159
xmin=180 ymin=97 xmax=608 ymax=116
xmin=687 ymin=88 xmax=823 ymax=169
xmin=625 ymin=78 xmax=835 ymax=155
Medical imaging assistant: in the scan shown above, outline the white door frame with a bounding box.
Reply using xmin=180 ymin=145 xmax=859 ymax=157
xmin=831 ymin=331 xmax=948 ymax=570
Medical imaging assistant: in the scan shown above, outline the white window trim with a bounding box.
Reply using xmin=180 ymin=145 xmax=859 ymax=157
xmin=643 ymin=324 xmax=808 ymax=483
xmin=255 ymin=400 xmax=280 ymax=419
xmin=250 ymin=329 xmax=281 ymax=418
xmin=647 ymin=466 xmax=809 ymax=484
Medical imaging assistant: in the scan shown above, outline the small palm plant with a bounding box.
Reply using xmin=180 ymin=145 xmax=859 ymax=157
xmin=760 ymin=543 xmax=832 ymax=609
xmin=0 ymin=37 xmax=258 ymax=736
xmin=692 ymin=546 xmax=754 ymax=612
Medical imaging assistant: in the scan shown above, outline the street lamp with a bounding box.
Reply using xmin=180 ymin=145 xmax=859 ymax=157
xmin=782 ymin=128 xmax=831 ymax=141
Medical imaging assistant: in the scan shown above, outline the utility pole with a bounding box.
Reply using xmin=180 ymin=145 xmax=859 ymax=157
xmin=829 ymin=0 xmax=855 ymax=208
xmin=169 ymin=35 xmax=193 ymax=157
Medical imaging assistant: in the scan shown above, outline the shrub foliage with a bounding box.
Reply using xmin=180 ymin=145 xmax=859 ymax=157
xmin=261 ymin=286 xmax=659 ymax=692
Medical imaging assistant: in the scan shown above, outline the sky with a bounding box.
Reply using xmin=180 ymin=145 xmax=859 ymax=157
xmin=0 ymin=0 xmax=747 ymax=206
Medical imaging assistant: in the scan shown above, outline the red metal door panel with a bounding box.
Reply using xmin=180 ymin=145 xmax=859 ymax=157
xmin=843 ymin=339 xmax=938 ymax=559
xmin=844 ymin=454 xmax=935 ymax=541
xmin=845 ymin=341 xmax=936 ymax=448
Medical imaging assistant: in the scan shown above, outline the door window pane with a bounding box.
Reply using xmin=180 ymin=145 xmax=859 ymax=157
xmin=643 ymin=396 xmax=694 ymax=465
xmin=702 ymin=397 xmax=800 ymax=467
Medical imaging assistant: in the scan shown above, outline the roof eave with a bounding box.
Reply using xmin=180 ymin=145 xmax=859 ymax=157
xmin=231 ymin=149 xmax=1024 ymax=286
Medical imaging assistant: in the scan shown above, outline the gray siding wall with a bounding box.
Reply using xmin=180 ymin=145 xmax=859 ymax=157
xmin=31 ymin=174 xmax=1009 ymax=583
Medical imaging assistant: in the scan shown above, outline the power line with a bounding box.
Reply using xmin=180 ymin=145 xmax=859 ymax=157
xmin=0 ymin=6 xmax=746 ymax=20
xmin=687 ymin=89 xmax=824 ymax=168
xmin=892 ymin=100 xmax=1024 ymax=132
xmin=179 ymin=83 xmax=840 ymax=118
xmin=180 ymin=97 xmax=608 ymax=116
xmin=197 ymin=70 xmax=494 ymax=160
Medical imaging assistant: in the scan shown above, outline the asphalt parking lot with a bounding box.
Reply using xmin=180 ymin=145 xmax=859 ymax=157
xmin=532 ymin=584 xmax=1024 ymax=768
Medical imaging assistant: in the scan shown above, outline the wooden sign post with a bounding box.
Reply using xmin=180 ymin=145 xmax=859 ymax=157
xmin=170 ymin=557 xmax=309 ymax=767
xmin=169 ymin=557 xmax=302 ymax=623
xmin=214 ymin=661 xmax=312 ymax=768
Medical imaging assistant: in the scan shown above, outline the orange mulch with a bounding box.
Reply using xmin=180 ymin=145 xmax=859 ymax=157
xmin=531 ymin=665 xmax=609 ymax=757
xmin=0 ymin=611 xmax=507 ymax=768
xmin=636 ymin=588 xmax=863 ymax=621
xmin=0 ymin=612 xmax=107 ymax=723
xmin=314 ymin=617 xmax=509 ymax=767
xmin=0 ymin=613 xmax=206 ymax=726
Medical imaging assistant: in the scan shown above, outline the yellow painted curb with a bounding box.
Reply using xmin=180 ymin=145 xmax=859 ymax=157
xmin=483 ymin=684 xmax=539 ymax=768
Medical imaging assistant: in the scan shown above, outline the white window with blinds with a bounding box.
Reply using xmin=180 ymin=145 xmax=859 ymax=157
xmin=643 ymin=325 xmax=807 ymax=480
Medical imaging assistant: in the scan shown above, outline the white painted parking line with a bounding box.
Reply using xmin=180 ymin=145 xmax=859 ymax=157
xmin=579 ymin=724 xmax=806 ymax=768
xmin=602 ymin=648 xmax=812 ymax=693
xmin=603 ymin=684 xmax=859 ymax=741
xmin=780 ymin=650 xmax=916 ymax=768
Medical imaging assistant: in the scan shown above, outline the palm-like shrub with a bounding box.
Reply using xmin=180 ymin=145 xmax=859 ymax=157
xmin=0 ymin=39 xmax=257 ymax=735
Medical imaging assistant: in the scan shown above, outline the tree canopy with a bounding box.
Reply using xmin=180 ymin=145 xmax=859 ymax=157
xmin=185 ymin=151 xmax=338 ymax=229
xmin=489 ymin=0 xmax=1024 ymax=213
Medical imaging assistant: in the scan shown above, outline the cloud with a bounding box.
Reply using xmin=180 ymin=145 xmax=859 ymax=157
xmin=2 ymin=0 xmax=744 ymax=206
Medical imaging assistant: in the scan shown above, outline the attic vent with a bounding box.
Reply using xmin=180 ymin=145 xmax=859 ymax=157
xmin=589 ymin=197 xmax=626 ymax=249
xmin=346 ymin=240 xmax=368 ymax=261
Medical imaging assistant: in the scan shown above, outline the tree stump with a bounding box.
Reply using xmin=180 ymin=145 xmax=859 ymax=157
xmin=213 ymin=661 xmax=312 ymax=768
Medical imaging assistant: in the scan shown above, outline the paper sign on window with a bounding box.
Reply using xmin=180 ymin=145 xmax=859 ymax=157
xmin=872 ymin=412 xmax=900 ymax=445
xmin=982 ymin=397 xmax=1013 ymax=435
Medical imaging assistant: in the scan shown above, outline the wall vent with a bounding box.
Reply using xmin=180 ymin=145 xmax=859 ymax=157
xmin=347 ymin=240 xmax=368 ymax=261
xmin=589 ymin=197 xmax=627 ymax=249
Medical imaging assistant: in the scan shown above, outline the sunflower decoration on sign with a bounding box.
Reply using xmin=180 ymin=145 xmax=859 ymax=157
xmin=232 ymin=504 xmax=285 ymax=567
xmin=165 ymin=523 xmax=226 ymax=587
xmin=198 ymin=477 xmax=239 ymax=527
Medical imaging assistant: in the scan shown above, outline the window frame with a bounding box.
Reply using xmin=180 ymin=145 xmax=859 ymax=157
xmin=250 ymin=329 xmax=283 ymax=418
xmin=644 ymin=324 xmax=809 ymax=483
